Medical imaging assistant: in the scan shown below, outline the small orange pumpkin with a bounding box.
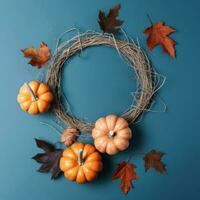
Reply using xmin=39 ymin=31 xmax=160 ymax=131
xmin=17 ymin=81 xmax=53 ymax=115
xmin=92 ymin=114 xmax=132 ymax=155
xmin=60 ymin=142 xmax=103 ymax=184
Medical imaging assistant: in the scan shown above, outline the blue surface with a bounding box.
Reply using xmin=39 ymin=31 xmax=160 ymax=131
xmin=0 ymin=0 xmax=200 ymax=199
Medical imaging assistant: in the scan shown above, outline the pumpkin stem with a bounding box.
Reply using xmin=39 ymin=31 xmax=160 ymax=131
xmin=25 ymin=83 xmax=37 ymax=101
xmin=108 ymin=130 xmax=115 ymax=137
xmin=78 ymin=149 xmax=83 ymax=166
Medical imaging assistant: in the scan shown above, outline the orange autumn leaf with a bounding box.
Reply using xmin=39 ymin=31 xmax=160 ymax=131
xmin=143 ymin=150 xmax=166 ymax=173
xmin=112 ymin=162 xmax=138 ymax=195
xmin=144 ymin=22 xmax=176 ymax=57
xmin=21 ymin=42 xmax=51 ymax=68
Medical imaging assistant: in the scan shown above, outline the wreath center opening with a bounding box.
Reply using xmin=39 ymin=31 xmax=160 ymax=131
xmin=61 ymin=45 xmax=137 ymax=122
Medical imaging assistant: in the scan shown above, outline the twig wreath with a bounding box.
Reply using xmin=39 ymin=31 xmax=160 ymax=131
xmin=46 ymin=30 xmax=155 ymax=132
xmin=17 ymin=4 xmax=172 ymax=195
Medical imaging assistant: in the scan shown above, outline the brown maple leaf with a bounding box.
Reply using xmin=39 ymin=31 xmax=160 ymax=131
xmin=32 ymin=139 xmax=63 ymax=179
xmin=98 ymin=4 xmax=123 ymax=34
xmin=143 ymin=150 xmax=166 ymax=173
xmin=21 ymin=42 xmax=51 ymax=68
xmin=144 ymin=21 xmax=176 ymax=57
xmin=112 ymin=162 xmax=138 ymax=195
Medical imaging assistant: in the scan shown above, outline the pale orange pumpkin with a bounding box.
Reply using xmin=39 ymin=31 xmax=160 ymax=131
xmin=60 ymin=142 xmax=103 ymax=184
xmin=92 ymin=115 xmax=132 ymax=155
xmin=17 ymin=81 xmax=53 ymax=115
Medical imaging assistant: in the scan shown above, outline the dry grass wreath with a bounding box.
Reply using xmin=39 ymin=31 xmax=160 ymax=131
xmin=46 ymin=29 xmax=157 ymax=133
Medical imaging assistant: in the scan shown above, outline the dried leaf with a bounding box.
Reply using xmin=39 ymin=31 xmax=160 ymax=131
xmin=21 ymin=42 xmax=51 ymax=68
xmin=143 ymin=150 xmax=166 ymax=173
xmin=35 ymin=138 xmax=54 ymax=152
xmin=98 ymin=4 xmax=123 ymax=34
xmin=60 ymin=127 xmax=80 ymax=146
xmin=112 ymin=162 xmax=138 ymax=195
xmin=32 ymin=139 xmax=63 ymax=179
xmin=144 ymin=21 xmax=176 ymax=57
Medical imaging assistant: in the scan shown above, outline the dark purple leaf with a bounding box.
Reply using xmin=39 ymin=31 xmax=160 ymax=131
xmin=35 ymin=138 xmax=55 ymax=153
xmin=32 ymin=153 xmax=49 ymax=163
xmin=38 ymin=163 xmax=51 ymax=173
xmin=33 ymin=139 xmax=63 ymax=179
xmin=98 ymin=4 xmax=123 ymax=34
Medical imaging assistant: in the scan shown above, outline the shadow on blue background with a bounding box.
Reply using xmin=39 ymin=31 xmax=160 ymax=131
xmin=0 ymin=0 xmax=200 ymax=199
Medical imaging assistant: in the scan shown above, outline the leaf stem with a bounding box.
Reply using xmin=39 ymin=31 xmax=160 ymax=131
xmin=146 ymin=14 xmax=153 ymax=25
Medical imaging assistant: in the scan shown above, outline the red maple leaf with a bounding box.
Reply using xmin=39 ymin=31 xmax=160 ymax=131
xmin=21 ymin=42 xmax=51 ymax=68
xmin=143 ymin=150 xmax=166 ymax=173
xmin=144 ymin=21 xmax=176 ymax=57
xmin=112 ymin=162 xmax=138 ymax=195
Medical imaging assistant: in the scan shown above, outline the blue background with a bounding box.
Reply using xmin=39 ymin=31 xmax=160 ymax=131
xmin=0 ymin=0 xmax=199 ymax=199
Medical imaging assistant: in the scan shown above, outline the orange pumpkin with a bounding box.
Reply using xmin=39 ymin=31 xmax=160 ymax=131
xmin=92 ymin=115 xmax=132 ymax=155
xmin=60 ymin=142 xmax=103 ymax=184
xmin=17 ymin=81 xmax=53 ymax=115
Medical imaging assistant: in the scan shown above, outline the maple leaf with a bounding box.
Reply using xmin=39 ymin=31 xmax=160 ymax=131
xmin=144 ymin=22 xmax=176 ymax=57
xmin=98 ymin=4 xmax=123 ymax=34
xmin=21 ymin=42 xmax=51 ymax=68
xmin=32 ymin=139 xmax=63 ymax=179
xmin=143 ymin=150 xmax=166 ymax=173
xmin=112 ymin=162 xmax=138 ymax=195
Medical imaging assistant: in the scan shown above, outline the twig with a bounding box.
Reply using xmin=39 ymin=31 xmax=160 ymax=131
xmin=45 ymin=30 xmax=164 ymax=133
